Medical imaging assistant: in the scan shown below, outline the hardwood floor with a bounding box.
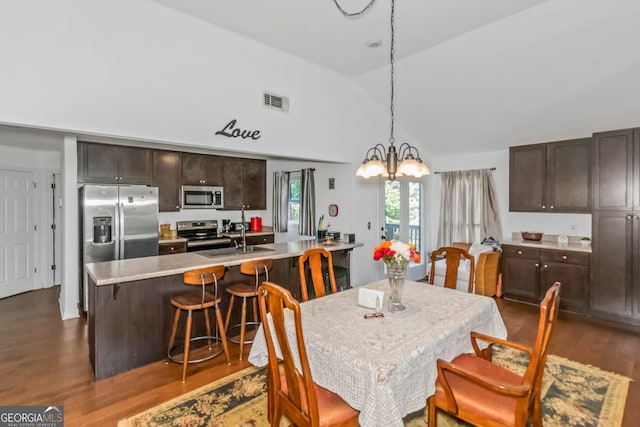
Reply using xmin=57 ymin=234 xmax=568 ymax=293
xmin=1 ymin=286 xmax=638 ymax=426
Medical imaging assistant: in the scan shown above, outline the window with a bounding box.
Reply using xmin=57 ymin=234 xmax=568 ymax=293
xmin=288 ymin=172 xmax=301 ymax=224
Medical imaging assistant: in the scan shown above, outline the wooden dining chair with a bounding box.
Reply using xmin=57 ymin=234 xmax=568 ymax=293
xmin=427 ymin=282 xmax=561 ymax=427
xmin=257 ymin=281 xmax=359 ymax=427
xmin=298 ymin=248 xmax=338 ymax=302
xmin=429 ymin=246 xmax=475 ymax=293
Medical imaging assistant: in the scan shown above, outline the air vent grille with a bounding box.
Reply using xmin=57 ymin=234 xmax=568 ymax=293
xmin=264 ymin=92 xmax=289 ymax=112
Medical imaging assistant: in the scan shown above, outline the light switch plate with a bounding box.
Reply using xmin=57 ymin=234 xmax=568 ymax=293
xmin=358 ymin=288 xmax=384 ymax=310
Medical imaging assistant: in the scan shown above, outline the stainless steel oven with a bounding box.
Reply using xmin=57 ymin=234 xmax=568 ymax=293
xmin=181 ymin=185 xmax=224 ymax=209
xmin=177 ymin=220 xmax=232 ymax=251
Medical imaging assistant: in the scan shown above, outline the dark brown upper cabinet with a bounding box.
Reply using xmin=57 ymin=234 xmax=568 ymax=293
xmin=152 ymin=150 xmax=182 ymax=212
xmin=222 ymin=158 xmax=266 ymax=210
xmin=592 ymin=128 xmax=638 ymax=211
xmin=509 ymin=138 xmax=591 ymax=213
xmin=78 ymin=141 xmax=152 ymax=185
xmin=181 ymin=153 xmax=224 ymax=186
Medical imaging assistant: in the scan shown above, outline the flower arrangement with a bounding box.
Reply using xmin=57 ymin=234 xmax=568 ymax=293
xmin=373 ymin=240 xmax=420 ymax=270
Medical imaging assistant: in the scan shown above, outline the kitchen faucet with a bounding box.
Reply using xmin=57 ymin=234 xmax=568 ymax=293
xmin=239 ymin=205 xmax=248 ymax=253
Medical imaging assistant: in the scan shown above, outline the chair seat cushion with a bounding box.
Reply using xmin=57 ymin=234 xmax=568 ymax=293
xmin=433 ymin=353 xmax=525 ymax=425
xmin=280 ymin=374 xmax=359 ymax=426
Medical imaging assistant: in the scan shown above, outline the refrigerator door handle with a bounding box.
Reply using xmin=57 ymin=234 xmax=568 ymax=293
xmin=116 ymin=202 xmax=124 ymax=259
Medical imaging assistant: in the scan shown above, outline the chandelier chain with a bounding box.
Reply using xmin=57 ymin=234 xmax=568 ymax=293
xmin=332 ymin=0 xmax=377 ymax=17
xmin=389 ymin=0 xmax=395 ymax=144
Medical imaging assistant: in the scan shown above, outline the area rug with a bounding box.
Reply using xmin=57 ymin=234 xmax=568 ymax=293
xmin=118 ymin=346 xmax=631 ymax=427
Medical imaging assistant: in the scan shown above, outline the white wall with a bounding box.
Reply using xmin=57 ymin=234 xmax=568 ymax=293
xmin=427 ymin=149 xmax=591 ymax=252
xmin=0 ymin=0 xmax=399 ymax=314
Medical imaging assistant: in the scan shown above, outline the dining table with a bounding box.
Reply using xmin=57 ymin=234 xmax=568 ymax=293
xmin=248 ymin=279 xmax=508 ymax=427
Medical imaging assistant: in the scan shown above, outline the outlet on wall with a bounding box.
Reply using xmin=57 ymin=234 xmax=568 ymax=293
xmin=570 ymin=224 xmax=576 ymax=232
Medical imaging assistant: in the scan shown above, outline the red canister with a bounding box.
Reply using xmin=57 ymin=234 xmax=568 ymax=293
xmin=250 ymin=217 xmax=262 ymax=232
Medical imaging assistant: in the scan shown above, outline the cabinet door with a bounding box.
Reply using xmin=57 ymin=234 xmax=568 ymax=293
xmin=501 ymin=245 xmax=540 ymax=301
xmin=153 ymin=150 xmax=182 ymax=212
xmin=547 ymin=138 xmax=591 ymax=212
xmin=592 ymin=129 xmax=636 ymax=211
xmin=223 ymin=157 xmax=245 ymax=210
xmin=590 ymin=211 xmax=634 ymax=318
xmin=79 ymin=142 xmax=119 ymax=183
xmin=181 ymin=153 xmax=205 ymax=185
xmin=203 ymin=155 xmax=225 ymax=186
xmin=540 ymin=249 xmax=589 ymax=312
xmin=244 ymin=159 xmax=266 ymax=210
xmin=118 ymin=146 xmax=152 ymax=185
xmin=509 ymin=144 xmax=547 ymax=212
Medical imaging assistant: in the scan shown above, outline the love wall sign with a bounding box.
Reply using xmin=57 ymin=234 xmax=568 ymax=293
xmin=215 ymin=119 xmax=261 ymax=140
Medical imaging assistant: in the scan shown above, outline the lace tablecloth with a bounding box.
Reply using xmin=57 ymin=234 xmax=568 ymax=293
xmin=248 ymin=280 xmax=507 ymax=427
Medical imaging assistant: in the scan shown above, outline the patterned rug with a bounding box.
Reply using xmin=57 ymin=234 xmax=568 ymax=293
xmin=118 ymin=346 xmax=630 ymax=427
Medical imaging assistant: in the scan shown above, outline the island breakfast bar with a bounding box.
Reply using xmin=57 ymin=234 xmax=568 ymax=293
xmin=85 ymin=239 xmax=362 ymax=379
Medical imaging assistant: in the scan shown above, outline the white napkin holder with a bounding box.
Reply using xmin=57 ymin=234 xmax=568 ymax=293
xmin=358 ymin=287 xmax=384 ymax=310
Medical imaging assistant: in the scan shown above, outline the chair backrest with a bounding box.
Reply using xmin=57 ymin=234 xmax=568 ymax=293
xmin=239 ymin=258 xmax=273 ymax=289
xmin=258 ymin=281 xmax=319 ymax=427
xmin=429 ymin=246 xmax=475 ymax=293
xmin=183 ymin=265 xmax=226 ymax=305
xmin=298 ymin=248 xmax=337 ymax=302
xmin=523 ymin=282 xmax=561 ymax=411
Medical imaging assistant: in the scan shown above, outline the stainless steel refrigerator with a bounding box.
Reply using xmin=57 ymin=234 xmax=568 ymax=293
xmin=79 ymin=185 xmax=159 ymax=311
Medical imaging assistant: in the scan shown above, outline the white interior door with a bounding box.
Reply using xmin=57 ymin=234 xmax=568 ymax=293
xmin=383 ymin=178 xmax=426 ymax=280
xmin=0 ymin=169 xmax=36 ymax=298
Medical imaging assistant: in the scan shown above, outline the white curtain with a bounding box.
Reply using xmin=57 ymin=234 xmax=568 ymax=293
xmin=298 ymin=168 xmax=316 ymax=236
xmin=272 ymin=171 xmax=289 ymax=232
xmin=437 ymin=168 xmax=503 ymax=246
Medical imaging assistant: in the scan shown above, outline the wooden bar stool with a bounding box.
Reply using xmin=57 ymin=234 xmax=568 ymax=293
xmin=224 ymin=259 xmax=273 ymax=360
xmin=166 ymin=265 xmax=230 ymax=382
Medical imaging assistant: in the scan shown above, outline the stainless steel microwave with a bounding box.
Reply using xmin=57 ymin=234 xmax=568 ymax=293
xmin=181 ymin=185 xmax=224 ymax=209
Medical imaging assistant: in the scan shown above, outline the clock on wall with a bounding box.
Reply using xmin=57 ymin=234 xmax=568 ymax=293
xmin=328 ymin=204 xmax=339 ymax=217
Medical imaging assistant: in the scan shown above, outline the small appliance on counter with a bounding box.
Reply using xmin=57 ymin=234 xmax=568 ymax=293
xmin=250 ymin=217 xmax=262 ymax=232
xmin=231 ymin=222 xmax=251 ymax=232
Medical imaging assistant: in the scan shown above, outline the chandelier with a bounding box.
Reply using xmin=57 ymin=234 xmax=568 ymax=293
xmin=335 ymin=0 xmax=431 ymax=180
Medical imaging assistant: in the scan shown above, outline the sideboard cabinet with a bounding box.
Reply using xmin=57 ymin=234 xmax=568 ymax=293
xmin=502 ymin=244 xmax=589 ymax=312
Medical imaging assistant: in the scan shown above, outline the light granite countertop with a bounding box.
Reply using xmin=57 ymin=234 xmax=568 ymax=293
xmin=86 ymin=239 xmax=362 ymax=286
xmin=501 ymin=238 xmax=592 ymax=253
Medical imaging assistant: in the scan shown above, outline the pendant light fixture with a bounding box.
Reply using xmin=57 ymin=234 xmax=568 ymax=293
xmin=336 ymin=0 xmax=431 ymax=180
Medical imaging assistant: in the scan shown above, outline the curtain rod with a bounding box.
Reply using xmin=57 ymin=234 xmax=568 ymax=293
xmin=280 ymin=168 xmax=316 ymax=173
xmin=433 ymin=167 xmax=496 ymax=174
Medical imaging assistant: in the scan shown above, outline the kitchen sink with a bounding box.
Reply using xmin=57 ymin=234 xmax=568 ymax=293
xmin=197 ymin=245 xmax=275 ymax=258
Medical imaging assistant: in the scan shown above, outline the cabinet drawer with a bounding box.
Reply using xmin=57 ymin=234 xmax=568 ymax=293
xmin=502 ymin=245 xmax=540 ymax=259
xmin=540 ymin=249 xmax=589 ymax=266
xmin=159 ymin=242 xmax=186 ymax=255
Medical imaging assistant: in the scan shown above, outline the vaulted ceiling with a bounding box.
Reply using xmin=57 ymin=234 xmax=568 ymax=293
xmin=153 ymin=0 xmax=640 ymax=157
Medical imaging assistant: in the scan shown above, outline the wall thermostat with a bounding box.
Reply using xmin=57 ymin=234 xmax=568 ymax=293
xmin=328 ymin=204 xmax=339 ymax=217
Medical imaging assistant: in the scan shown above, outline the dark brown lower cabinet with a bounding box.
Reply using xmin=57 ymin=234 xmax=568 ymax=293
xmin=590 ymin=211 xmax=640 ymax=324
xmin=502 ymin=244 xmax=589 ymax=312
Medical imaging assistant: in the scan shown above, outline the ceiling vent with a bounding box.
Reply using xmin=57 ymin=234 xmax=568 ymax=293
xmin=263 ymin=92 xmax=289 ymax=112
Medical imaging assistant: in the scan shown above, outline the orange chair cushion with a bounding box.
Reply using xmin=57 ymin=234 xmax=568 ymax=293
xmin=280 ymin=374 xmax=359 ymax=426
xmin=434 ymin=353 xmax=524 ymax=425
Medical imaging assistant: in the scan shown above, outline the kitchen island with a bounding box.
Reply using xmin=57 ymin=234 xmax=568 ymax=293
xmin=85 ymin=239 xmax=362 ymax=379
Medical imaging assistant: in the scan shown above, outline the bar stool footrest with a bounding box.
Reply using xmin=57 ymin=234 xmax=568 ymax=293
xmin=226 ymin=322 xmax=260 ymax=344
xmin=167 ymin=336 xmax=225 ymax=364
